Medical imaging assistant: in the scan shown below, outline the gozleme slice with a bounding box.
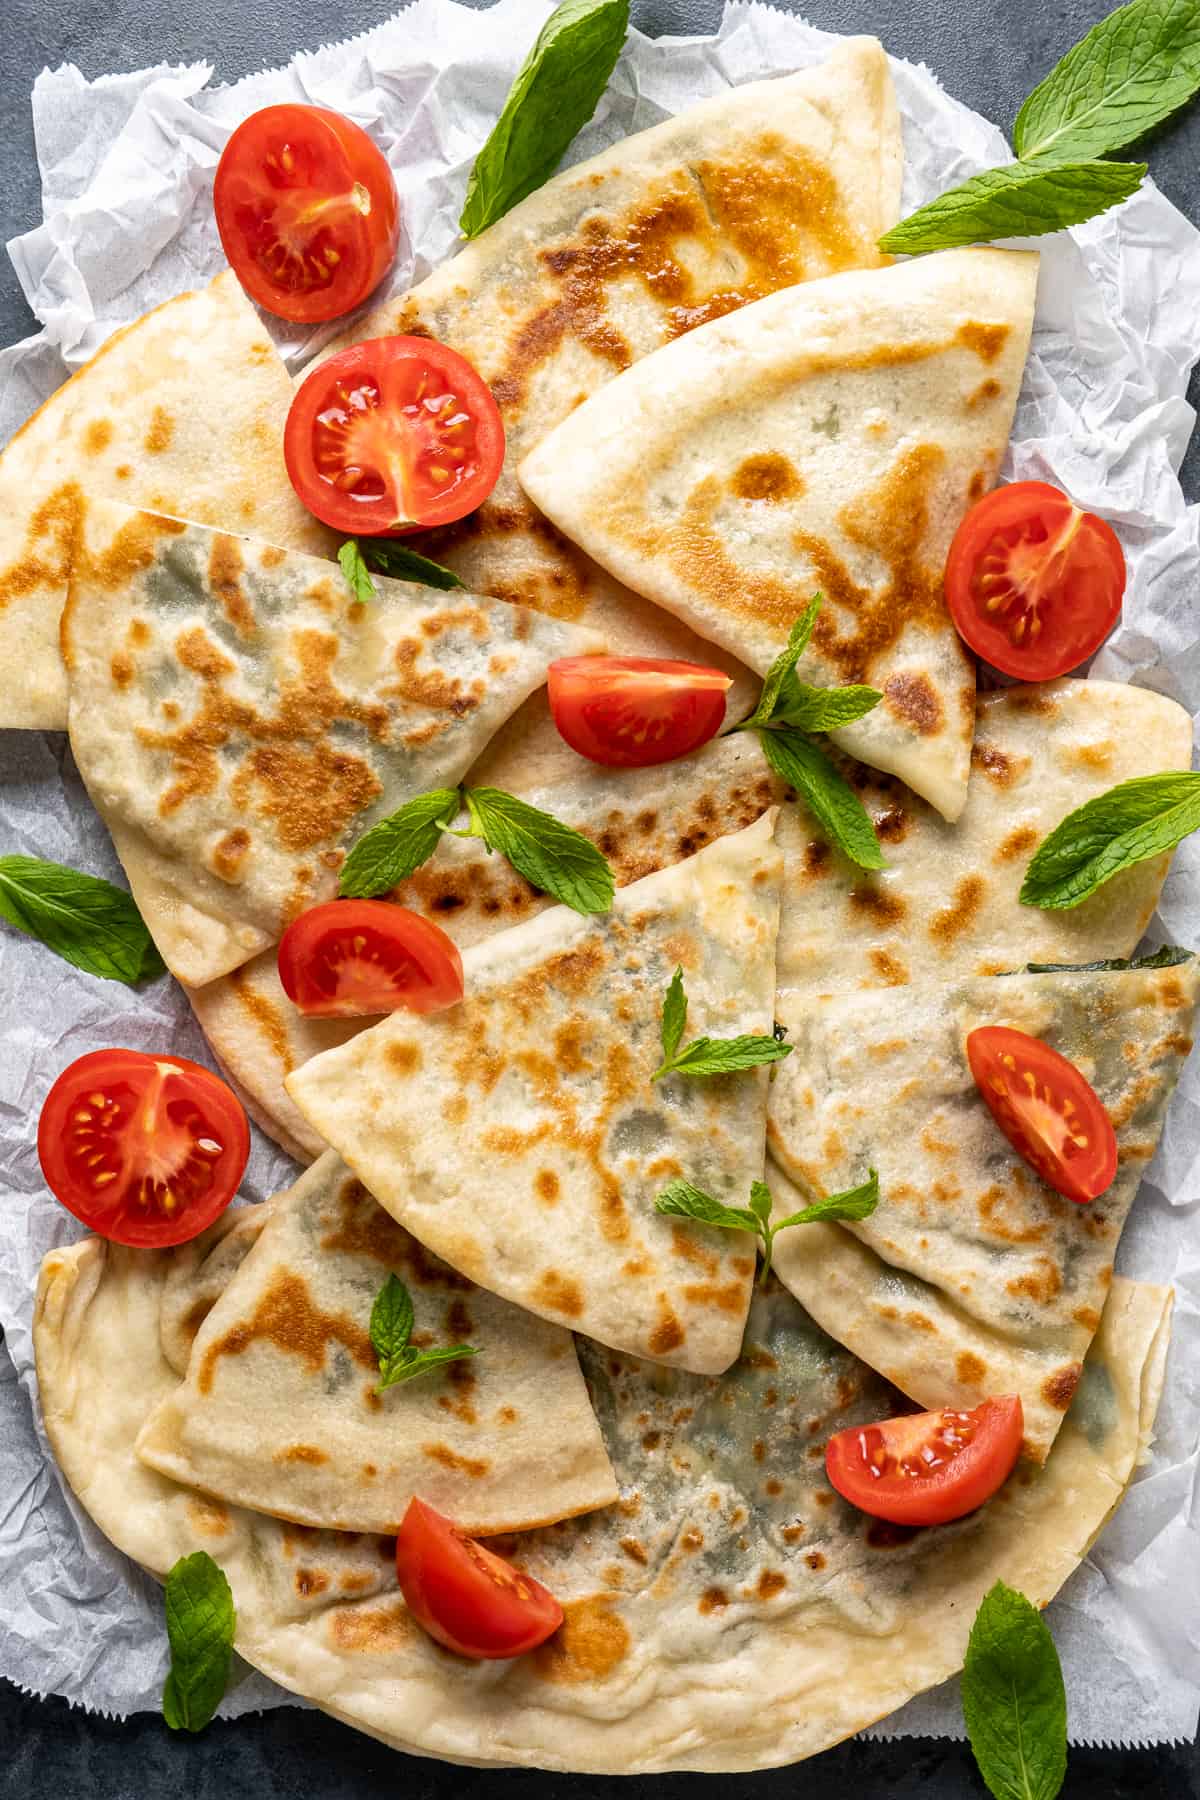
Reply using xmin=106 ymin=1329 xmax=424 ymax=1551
xmin=62 ymin=498 xmax=598 ymax=986
xmin=767 ymin=958 xmax=1200 ymax=1461
xmin=137 ymin=1153 xmax=616 ymax=1534
xmin=286 ymin=813 xmax=782 ymax=1374
xmin=0 ymin=270 xmax=336 ymax=730
xmin=520 ymin=248 xmax=1040 ymax=820
xmin=34 ymin=1220 xmax=1170 ymax=1773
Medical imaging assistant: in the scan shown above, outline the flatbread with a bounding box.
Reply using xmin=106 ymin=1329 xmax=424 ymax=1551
xmin=332 ymin=36 xmax=902 ymax=715
xmin=767 ymin=958 xmax=1199 ymax=1462
xmin=33 ymin=1222 xmax=1171 ymax=1773
xmin=137 ymin=1152 xmax=617 ymax=1534
xmin=0 ymin=271 xmax=336 ymax=730
xmin=520 ymin=248 xmax=1040 ymax=820
xmin=285 ymin=813 xmax=782 ymax=1373
xmin=62 ymin=498 xmax=597 ymax=986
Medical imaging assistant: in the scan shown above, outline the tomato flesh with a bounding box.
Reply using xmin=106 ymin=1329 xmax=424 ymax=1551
xmin=395 ymin=1497 xmax=563 ymax=1660
xmin=826 ymin=1395 xmax=1024 ymax=1526
xmin=37 ymin=1049 xmax=249 ymax=1248
xmin=548 ymin=656 xmax=732 ymax=768
xmin=967 ymin=1025 xmax=1117 ymax=1204
xmin=277 ymin=900 xmax=464 ymax=1019
xmin=945 ymin=481 xmax=1125 ymax=681
xmin=214 ymin=104 xmax=399 ymax=323
xmin=285 ymin=337 xmax=505 ymax=535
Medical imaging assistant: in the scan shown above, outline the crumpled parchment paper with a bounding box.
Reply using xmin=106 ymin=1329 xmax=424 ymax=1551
xmin=2 ymin=0 xmax=1200 ymax=1751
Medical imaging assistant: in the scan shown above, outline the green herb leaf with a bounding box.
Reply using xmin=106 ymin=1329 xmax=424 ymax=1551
xmin=660 ymin=965 xmax=688 ymax=1064
xmin=0 ymin=856 xmax=165 ymax=985
xmin=742 ymin=597 xmax=823 ymax=729
xmin=759 ymin=729 xmax=885 ymax=871
xmin=880 ymin=157 xmax=1145 ymax=255
xmin=1021 ymin=945 xmax=1192 ymax=973
xmin=772 ymin=1170 xmax=880 ymax=1231
xmin=338 ymin=539 xmax=378 ymax=604
xmin=161 ymin=1552 xmax=236 ymax=1733
xmin=460 ymin=0 xmax=630 ymax=238
xmin=339 ymin=788 xmax=460 ymax=898
xmin=749 ymin=1179 xmax=774 ymax=1226
xmin=655 ymin=1179 xmax=759 ymax=1233
xmin=379 ymin=1343 xmax=482 ymax=1391
xmin=658 ymin=1034 xmax=794 ymax=1079
xmin=370 ymin=1272 xmax=415 ymax=1374
xmin=768 ymin=680 xmax=882 ymax=733
xmin=1015 ymin=0 xmax=1200 ymax=165
xmin=1019 ymin=771 xmax=1200 ymax=910
xmin=463 ymin=786 xmax=614 ymax=914
xmin=962 ymin=1581 xmax=1067 ymax=1800
xmin=358 ymin=538 xmax=465 ymax=591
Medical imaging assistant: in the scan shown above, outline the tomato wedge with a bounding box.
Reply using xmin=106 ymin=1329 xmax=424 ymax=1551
xmin=395 ymin=1498 xmax=563 ymax=1660
xmin=826 ymin=1395 xmax=1024 ymax=1527
xmin=967 ymin=1025 xmax=1117 ymax=1204
xmin=285 ymin=336 xmax=504 ymax=535
xmin=945 ymin=481 xmax=1125 ymax=681
xmin=548 ymin=656 xmax=733 ymax=768
xmin=37 ymin=1049 xmax=249 ymax=1248
xmin=277 ymin=900 xmax=464 ymax=1019
xmin=214 ymin=104 xmax=399 ymax=323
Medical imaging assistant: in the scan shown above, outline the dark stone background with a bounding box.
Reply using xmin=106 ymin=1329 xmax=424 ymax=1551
xmin=1 ymin=1 xmax=1198 ymax=1793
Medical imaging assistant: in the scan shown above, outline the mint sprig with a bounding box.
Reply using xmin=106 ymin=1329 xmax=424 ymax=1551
xmin=961 ymin=1581 xmax=1067 ymax=1800
xmin=656 ymin=1169 xmax=879 ymax=1284
xmin=338 ymin=537 xmax=464 ymax=601
xmin=1019 ymin=771 xmax=1200 ymax=910
xmin=460 ymin=0 xmax=630 ymax=238
xmin=651 ymin=966 xmax=792 ymax=1082
xmin=880 ymin=159 xmax=1144 ymax=254
xmin=370 ymin=1273 xmax=480 ymax=1393
xmin=161 ymin=1552 xmax=236 ymax=1733
xmin=0 ymin=855 xmax=164 ymax=986
xmin=340 ymin=785 xmax=614 ymax=915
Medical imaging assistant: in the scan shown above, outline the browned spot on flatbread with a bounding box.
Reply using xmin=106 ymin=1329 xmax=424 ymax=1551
xmin=386 ymin=1042 xmax=422 ymax=1074
xmin=996 ymin=823 xmax=1039 ymax=863
xmin=929 ymin=874 xmax=985 ymax=944
xmin=956 ymin=1351 xmax=987 ymax=1385
xmin=1 ymin=481 xmax=78 ymax=622
xmin=731 ymin=452 xmax=804 ymax=502
xmin=186 ymin=1497 xmax=231 ymax=1537
xmin=329 ymin=1599 xmax=414 ymax=1653
xmin=755 ymin=1569 xmax=786 ymax=1600
xmin=275 ymin=1444 xmax=328 ymax=1465
xmin=804 ymin=1550 xmax=827 ymax=1570
xmin=533 ymin=1597 xmax=630 ymax=1685
xmin=1073 ymin=1305 xmax=1102 ymax=1332
xmin=143 ymin=405 xmax=175 ymax=454
xmin=83 ymin=419 xmax=113 ymax=454
xmin=972 ymin=744 xmax=1020 ymax=786
xmin=229 ymin=967 xmax=294 ymax=1074
xmin=869 ymin=948 xmax=909 ymax=985
xmin=1006 ymin=1256 xmax=1063 ymax=1306
xmin=208 ymin=533 xmax=255 ymax=638
xmin=534 ymin=1269 xmax=584 ymax=1319
xmin=1041 ymin=1363 xmax=1082 ymax=1411
xmin=884 ymin=672 xmax=943 ymax=736
xmin=294 ymin=1567 xmax=329 ymax=1598
xmin=967 ymin=377 xmax=1002 ymax=408
xmin=697 ymin=1586 xmax=728 ymax=1615
xmin=849 ymin=884 xmax=907 ymax=925
xmin=211 ymin=827 xmax=251 ymax=882
xmin=958 ymin=321 xmax=1010 ymax=362
xmin=421 ymin=1441 xmax=490 ymax=1479
xmin=110 ymin=651 xmax=134 ymax=689
xmin=620 ymin=1536 xmax=648 ymax=1565
xmin=682 ymin=1280 xmax=748 ymax=1316
xmin=198 ymin=1269 xmax=376 ymax=1393
xmin=648 ymin=1300 xmax=686 ymax=1356
xmin=535 ymin=1169 xmax=561 ymax=1206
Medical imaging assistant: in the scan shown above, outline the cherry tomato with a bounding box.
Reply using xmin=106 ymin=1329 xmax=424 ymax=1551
xmin=826 ymin=1395 xmax=1023 ymax=1526
xmin=37 ymin=1049 xmax=249 ymax=1248
xmin=214 ymin=104 xmax=399 ymax=324
xmin=945 ymin=481 xmax=1125 ymax=681
xmin=284 ymin=336 xmax=505 ymax=535
xmin=394 ymin=1497 xmax=563 ymax=1660
xmin=967 ymin=1025 xmax=1117 ymax=1204
xmin=547 ymin=656 xmax=732 ymax=768
xmin=277 ymin=900 xmax=464 ymax=1019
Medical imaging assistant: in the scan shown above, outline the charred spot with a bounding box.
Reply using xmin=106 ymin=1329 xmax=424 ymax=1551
xmin=1041 ymin=1363 xmax=1082 ymax=1411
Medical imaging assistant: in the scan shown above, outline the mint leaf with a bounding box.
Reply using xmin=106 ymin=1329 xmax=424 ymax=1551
xmin=338 ymin=539 xmax=377 ymax=604
xmin=660 ymin=965 xmax=688 ymax=1064
xmin=0 ymin=856 xmax=165 ymax=986
xmin=379 ymin=1343 xmax=482 ymax=1391
xmin=460 ymin=0 xmax=629 ymax=238
xmin=657 ymin=1170 xmax=882 ymax=1283
xmin=339 ymin=788 xmax=460 ymax=898
xmin=769 ymin=680 xmax=882 ymax=733
xmin=358 ymin=538 xmax=465 ymax=591
xmin=1015 ymin=0 xmax=1200 ymax=165
xmin=1019 ymin=771 xmax=1200 ymax=910
xmin=1021 ymin=945 xmax=1192 ymax=973
xmin=463 ymin=787 xmax=614 ymax=914
xmin=759 ymin=729 xmax=885 ymax=871
xmin=742 ymin=597 xmax=823 ymax=729
xmin=880 ymin=158 xmax=1145 ymax=255
xmin=370 ymin=1272 xmax=415 ymax=1372
xmin=962 ymin=1581 xmax=1067 ymax=1800
xmin=749 ymin=1179 xmax=773 ymax=1226
xmin=655 ymin=1179 xmax=759 ymax=1234
xmin=161 ymin=1552 xmax=235 ymax=1733
xmin=772 ymin=1170 xmax=880 ymax=1231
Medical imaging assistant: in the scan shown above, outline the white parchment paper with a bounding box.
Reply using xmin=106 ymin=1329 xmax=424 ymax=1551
xmin=3 ymin=0 xmax=1200 ymax=1750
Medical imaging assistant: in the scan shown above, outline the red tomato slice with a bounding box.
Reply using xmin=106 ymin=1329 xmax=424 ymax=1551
xmin=826 ymin=1395 xmax=1024 ymax=1527
xmin=37 ymin=1049 xmax=249 ymax=1248
xmin=214 ymin=104 xmax=399 ymax=323
xmin=395 ymin=1498 xmax=563 ymax=1660
xmin=967 ymin=1025 xmax=1118 ymax=1204
xmin=547 ymin=656 xmax=732 ymax=768
xmin=277 ymin=900 xmax=464 ymax=1019
xmin=285 ymin=336 xmax=505 ymax=535
xmin=945 ymin=481 xmax=1125 ymax=681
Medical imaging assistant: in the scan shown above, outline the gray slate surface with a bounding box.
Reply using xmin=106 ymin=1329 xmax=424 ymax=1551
xmin=2 ymin=0 xmax=1199 ymax=1794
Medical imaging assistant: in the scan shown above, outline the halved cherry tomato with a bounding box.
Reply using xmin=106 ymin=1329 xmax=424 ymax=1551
xmin=547 ymin=656 xmax=733 ymax=768
xmin=214 ymin=104 xmax=399 ymax=323
xmin=826 ymin=1395 xmax=1024 ymax=1527
xmin=967 ymin=1025 xmax=1117 ymax=1204
xmin=285 ymin=336 xmax=504 ymax=535
xmin=945 ymin=481 xmax=1125 ymax=681
xmin=37 ymin=1049 xmax=249 ymax=1248
xmin=277 ymin=900 xmax=463 ymax=1018
xmin=395 ymin=1497 xmax=563 ymax=1660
